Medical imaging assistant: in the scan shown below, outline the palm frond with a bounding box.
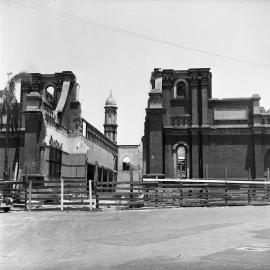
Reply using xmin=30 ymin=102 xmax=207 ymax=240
xmin=8 ymin=72 xmax=32 ymax=94
xmin=0 ymin=71 xmax=30 ymax=132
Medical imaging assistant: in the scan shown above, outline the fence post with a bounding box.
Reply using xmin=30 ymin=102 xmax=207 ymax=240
xmin=248 ymin=185 xmax=251 ymax=204
xmin=28 ymin=179 xmax=32 ymax=211
xmin=206 ymin=185 xmax=208 ymax=206
xmin=89 ymin=180 xmax=92 ymax=211
xmin=100 ymin=166 xmax=104 ymax=193
xmin=61 ymin=177 xmax=64 ymax=211
xmin=224 ymin=167 xmax=228 ymax=206
xmin=112 ymin=171 xmax=115 ymax=192
xmin=24 ymin=166 xmax=28 ymax=210
xmin=13 ymin=162 xmax=18 ymax=190
xmin=155 ymin=183 xmax=158 ymax=208
xmin=106 ymin=170 xmax=110 ymax=191
xmin=94 ymin=162 xmax=99 ymax=209
xmin=267 ymin=168 xmax=270 ymax=181
xmin=179 ymin=182 xmax=183 ymax=207
xmin=16 ymin=169 xmax=22 ymax=190
xmin=225 ymin=181 xmax=228 ymax=205
xmin=248 ymin=168 xmax=251 ymax=180
xmin=129 ymin=165 xmax=134 ymax=206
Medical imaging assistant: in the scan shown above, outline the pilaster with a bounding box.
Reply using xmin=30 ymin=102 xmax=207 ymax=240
xmin=191 ymin=78 xmax=199 ymax=127
xmin=253 ymin=128 xmax=264 ymax=178
xmin=146 ymin=108 xmax=165 ymax=174
xmin=201 ymin=77 xmax=209 ymax=126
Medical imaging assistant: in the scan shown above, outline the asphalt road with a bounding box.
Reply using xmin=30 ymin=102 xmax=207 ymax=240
xmin=1 ymin=206 xmax=270 ymax=269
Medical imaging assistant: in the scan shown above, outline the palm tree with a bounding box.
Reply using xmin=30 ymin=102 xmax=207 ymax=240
xmin=0 ymin=72 xmax=31 ymax=180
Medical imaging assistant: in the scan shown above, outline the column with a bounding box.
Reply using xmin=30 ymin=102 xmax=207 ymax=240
xmin=201 ymin=78 xmax=208 ymax=126
xmin=191 ymin=80 xmax=199 ymax=127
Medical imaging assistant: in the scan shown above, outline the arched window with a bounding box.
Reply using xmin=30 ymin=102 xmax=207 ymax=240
xmin=176 ymin=82 xmax=186 ymax=99
xmin=47 ymin=86 xmax=55 ymax=96
xmin=122 ymin=156 xmax=130 ymax=171
xmin=45 ymin=85 xmax=55 ymax=103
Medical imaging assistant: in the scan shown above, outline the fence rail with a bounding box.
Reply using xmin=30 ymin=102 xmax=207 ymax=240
xmin=1 ymin=178 xmax=270 ymax=211
xmin=95 ymin=179 xmax=270 ymax=209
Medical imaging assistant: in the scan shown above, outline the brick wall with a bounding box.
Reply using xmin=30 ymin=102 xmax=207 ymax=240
xmin=207 ymin=134 xmax=254 ymax=179
xmin=146 ymin=110 xmax=164 ymax=174
xmin=117 ymin=145 xmax=142 ymax=182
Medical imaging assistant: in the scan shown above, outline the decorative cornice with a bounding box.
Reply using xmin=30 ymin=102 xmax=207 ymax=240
xmin=201 ymin=78 xmax=208 ymax=87
xmin=190 ymin=79 xmax=198 ymax=87
xmin=162 ymin=76 xmax=173 ymax=87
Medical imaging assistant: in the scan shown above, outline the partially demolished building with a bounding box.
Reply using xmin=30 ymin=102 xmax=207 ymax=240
xmin=0 ymin=71 xmax=118 ymax=182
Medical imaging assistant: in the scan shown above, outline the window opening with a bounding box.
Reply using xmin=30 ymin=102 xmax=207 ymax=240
xmin=122 ymin=156 xmax=130 ymax=171
xmin=176 ymin=82 xmax=186 ymax=99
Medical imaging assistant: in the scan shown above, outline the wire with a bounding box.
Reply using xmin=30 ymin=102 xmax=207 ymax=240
xmin=9 ymin=0 xmax=270 ymax=70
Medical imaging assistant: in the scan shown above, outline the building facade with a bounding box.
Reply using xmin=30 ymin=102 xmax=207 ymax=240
xmin=143 ymin=68 xmax=270 ymax=179
xmin=0 ymin=71 xmax=117 ymax=182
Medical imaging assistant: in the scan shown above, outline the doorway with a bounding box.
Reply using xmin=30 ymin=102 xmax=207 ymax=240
xmin=176 ymin=145 xmax=187 ymax=178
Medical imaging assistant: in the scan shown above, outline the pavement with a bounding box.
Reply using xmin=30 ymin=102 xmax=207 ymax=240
xmin=1 ymin=206 xmax=270 ymax=269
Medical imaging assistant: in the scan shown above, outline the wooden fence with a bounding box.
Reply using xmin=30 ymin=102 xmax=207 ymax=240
xmin=0 ymin=176 xmax=94 ymax=211
xmin=1 ymin=177 xmax=270 ymax=211
xmin=95 ymin=179 xmax=270 ymax=209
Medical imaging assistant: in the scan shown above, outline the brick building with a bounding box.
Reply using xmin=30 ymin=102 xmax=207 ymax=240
xmin=117 ymin=144 xmax=143 ymax=182
xmin=143 ymin=68 xmax=270 ymax=179
xmin=0 ymin=71 xmax=118 ymax=182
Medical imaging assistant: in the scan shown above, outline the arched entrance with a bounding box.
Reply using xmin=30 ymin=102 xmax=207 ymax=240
xmin=172 ymin=142 xmax=190 ymax=179
xmin=177 ymin=145 xmax=187 ymax=178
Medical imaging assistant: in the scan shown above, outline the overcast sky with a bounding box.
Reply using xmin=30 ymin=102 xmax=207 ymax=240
xmin=1 ymin=0 xmax=270 ymax=144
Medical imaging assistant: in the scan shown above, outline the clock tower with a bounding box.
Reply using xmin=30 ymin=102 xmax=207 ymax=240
xmin=104 ymin=91 xmax=118 ymax=143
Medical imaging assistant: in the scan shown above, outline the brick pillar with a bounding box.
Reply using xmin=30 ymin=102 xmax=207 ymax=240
xmin=147 ymin=109 xmax=165 ymax=174
xmin=191 ymin=80 xmax=199 ymax=127
xmin=253 ymin=131 xmax=264 ymax=179
xmin=164 ymin=144 xmax=174 ymax=178
xmin=23 ymin=93 xmax=43 ymax=174
xmin=24 ymin=112 xmax=43 ymax=174
xmin=191 ymin=130 xmax=199 ymax=178
xmin=202 ymin=129 xmax=210 ymax=178
xmin=201 ymin=78 xmax=208 ymax=126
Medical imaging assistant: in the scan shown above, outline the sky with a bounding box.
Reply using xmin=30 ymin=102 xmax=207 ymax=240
xmin=1 ymin=0 xmax=270 ymax=144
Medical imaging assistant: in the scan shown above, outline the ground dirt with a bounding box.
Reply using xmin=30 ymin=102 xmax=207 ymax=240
xmin=1 ymin=206 xmax=270 ymax=269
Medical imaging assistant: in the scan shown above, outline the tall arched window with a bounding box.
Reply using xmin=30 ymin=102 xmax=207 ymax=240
xmin=173 ymin=80 xmax=188 ymax=99
xmin=176 ymin=82 xmax=186 ymax=99
xmin=177 ymin=145 xmax=187 ymax=178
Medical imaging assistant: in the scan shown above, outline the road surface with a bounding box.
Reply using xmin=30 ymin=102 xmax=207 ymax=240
xmin=1 ymin=206 xmax=270 ymax=269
